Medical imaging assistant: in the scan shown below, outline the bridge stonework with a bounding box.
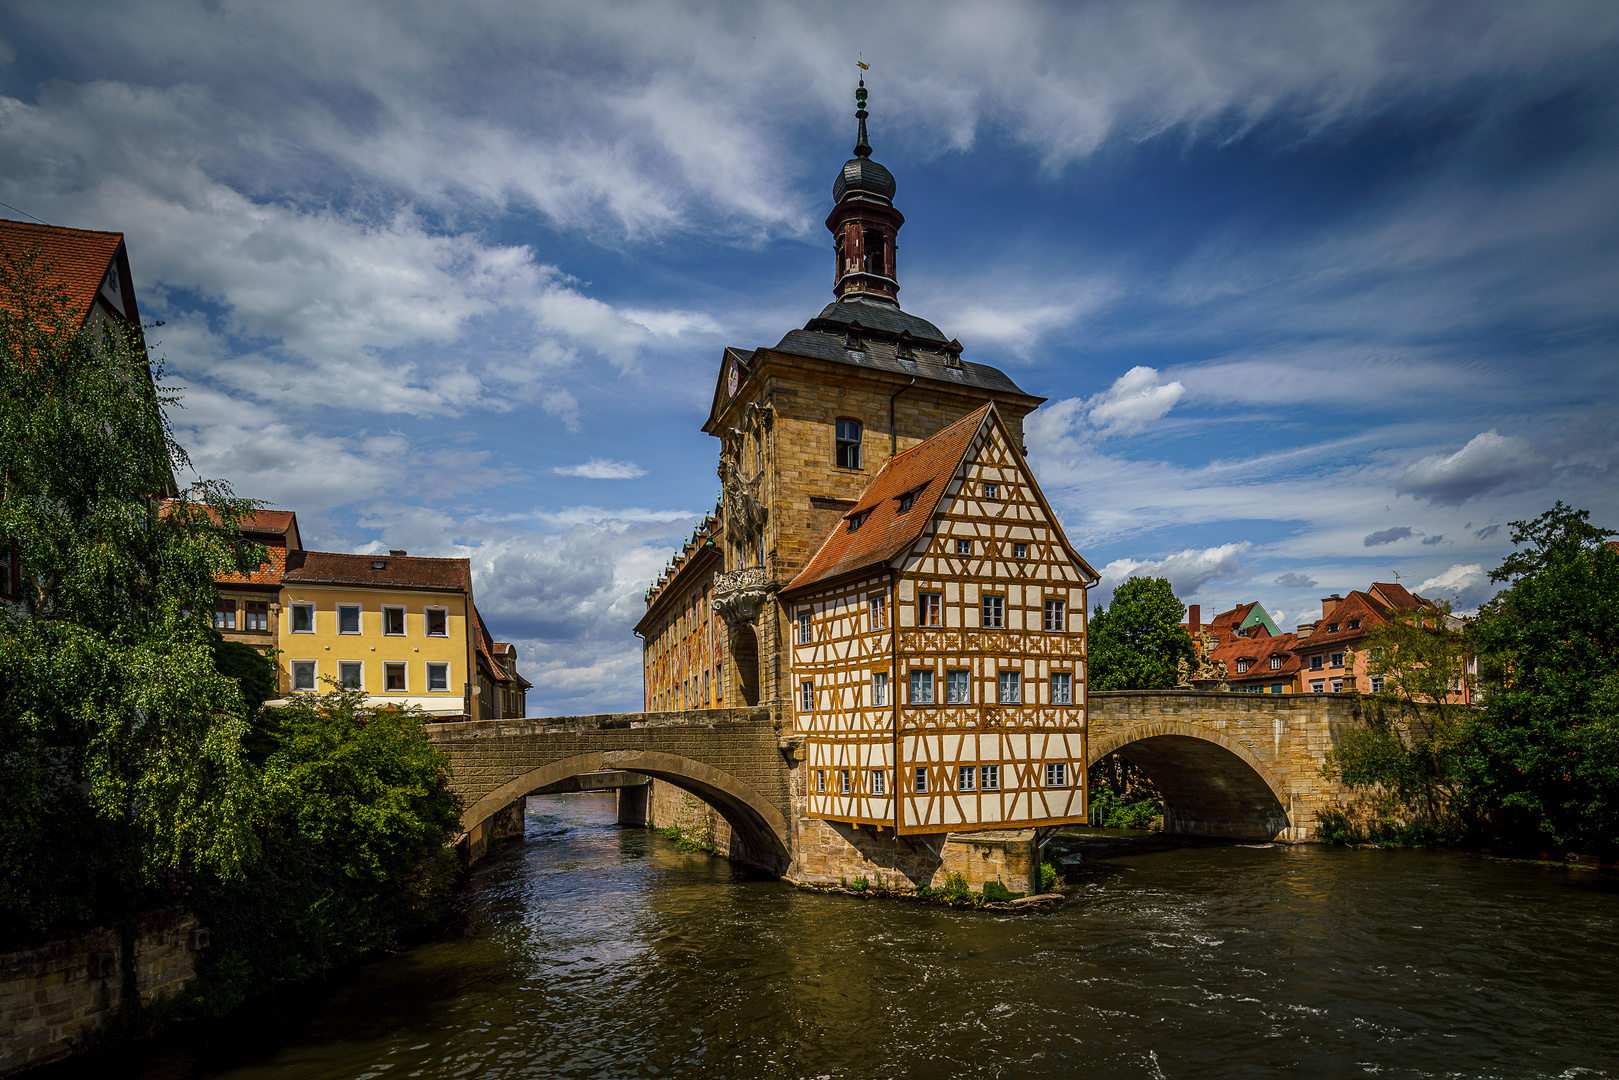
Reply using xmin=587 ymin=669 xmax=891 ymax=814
xmin=427 ymin=690 xmax=1368 ymax=884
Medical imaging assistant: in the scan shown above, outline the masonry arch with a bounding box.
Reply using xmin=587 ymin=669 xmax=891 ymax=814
xmin=732 ymin=624 xmax=761 ymax=707
xmin=458 ymin=749 xmax=791 ymax=872
xmin=1087 ymin=721 xmax=1292 ymax=841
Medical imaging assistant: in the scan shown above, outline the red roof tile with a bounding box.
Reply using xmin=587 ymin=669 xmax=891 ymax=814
xmin=281 ymin=550 xmax=471 ymax=591
xmin=783 ymin=405 xmax=993 ymax=595
xmin=0 ymin=219 xmax=128 ymax=326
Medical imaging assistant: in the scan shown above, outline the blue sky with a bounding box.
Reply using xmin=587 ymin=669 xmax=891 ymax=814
xmin=2 ymin=1 xmax=1616 ymax=715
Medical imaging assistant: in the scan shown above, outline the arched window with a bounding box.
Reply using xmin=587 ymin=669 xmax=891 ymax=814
xmin=863 ymin=229 xmax=886 ymax=277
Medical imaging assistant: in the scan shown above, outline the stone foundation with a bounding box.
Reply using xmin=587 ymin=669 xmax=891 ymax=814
xmin=0 ymin=908 xmax=202 ymax=1076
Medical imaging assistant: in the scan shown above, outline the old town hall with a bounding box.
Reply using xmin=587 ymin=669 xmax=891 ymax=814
xmin=636 ymin=82 xmax=1097 ymax=878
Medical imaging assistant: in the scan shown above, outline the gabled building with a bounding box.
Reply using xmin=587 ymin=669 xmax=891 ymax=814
xmin=213 ymin=509 xmax=303 ymax=651
xmin=1185 ymin=602 xmax=1301 ymax=693
xmin=781 ymin=403 xmax=1096 ymax=833
xmin=0 ymin=219 xmax=143 ymax=338
xmin=1290 ymin=582 xmax=1470 ymax=701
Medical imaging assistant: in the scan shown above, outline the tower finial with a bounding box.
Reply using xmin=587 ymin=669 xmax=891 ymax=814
xmin=854 ymin=76 xmax=871 ymax=158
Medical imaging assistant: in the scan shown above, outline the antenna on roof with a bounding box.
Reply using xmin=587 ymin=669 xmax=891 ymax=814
xmin=1391 ymin=570 xmax=1404 ymax=582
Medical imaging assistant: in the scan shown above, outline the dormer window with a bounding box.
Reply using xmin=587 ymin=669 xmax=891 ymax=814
xmin=1270 ymin=656 xmax=1282 ymax=670
xmin=1327 ymin=622 xmax=1339 ymax=633
xmin=1347 ymin=618 xmax=1361 ymax=630
xmin=846 ymin=509 xmax=871 ymax=533
xmin=1236 ymin=660 xmax=1250 ymax=673
xmin=371 ymin=560 xmax=386 ymax=570
xmin=897 ymin=488 xmax=923 ymax=514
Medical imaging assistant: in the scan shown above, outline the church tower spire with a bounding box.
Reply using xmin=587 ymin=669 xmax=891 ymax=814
xmin=828 ymin=77 xmax=904 ymax=303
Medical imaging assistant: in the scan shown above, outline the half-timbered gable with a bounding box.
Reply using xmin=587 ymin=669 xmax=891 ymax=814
xmin=782 ymin=403 xmax=1098 ymax=834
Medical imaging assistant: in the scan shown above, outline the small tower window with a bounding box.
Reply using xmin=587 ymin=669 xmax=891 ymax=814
xmin=836 ymin=418 xmax=862 ymax=468
xmin=863 ymin=229 xmax=886 ymax=277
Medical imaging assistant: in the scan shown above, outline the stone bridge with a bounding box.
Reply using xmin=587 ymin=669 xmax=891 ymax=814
xmin=426 ymin=691 xmax=1365 ymax=882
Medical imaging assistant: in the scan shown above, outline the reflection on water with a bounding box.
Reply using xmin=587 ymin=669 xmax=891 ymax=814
xmin=104 ymin=794 xmax=1619 ymax=1079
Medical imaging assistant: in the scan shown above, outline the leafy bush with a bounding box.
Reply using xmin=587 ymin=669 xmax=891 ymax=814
xmin=851 ymin=875 xmax=869 ymax=892
xmin=981 ymin=879 xmax=1015 ymax=903
xmin=940 ymin=871 xmax=972 ymax=900
xmin=1039 ymin=861 xmax=1059 ymax=893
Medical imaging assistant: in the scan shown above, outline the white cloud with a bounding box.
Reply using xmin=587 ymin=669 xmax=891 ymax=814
xmin=1085 ymin=366 xmax=1186 ymax=435
xmin=1397 ymin=430 xmax=1545 ymax=506
xmin=1418 ymin=563 xmax=1496 ymax=611
xmin=1093 ymin=541 xmax=1251 ymax=609
xmin=553 ymin=458 xmax=647 ymax=480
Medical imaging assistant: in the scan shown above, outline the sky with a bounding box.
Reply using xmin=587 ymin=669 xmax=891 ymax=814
xmin=2 ymin=0 xmax=1616 ymax=716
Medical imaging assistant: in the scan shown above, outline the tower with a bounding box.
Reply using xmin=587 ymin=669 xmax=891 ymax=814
xmin=828 ymin=78 xmax=903 ymax=304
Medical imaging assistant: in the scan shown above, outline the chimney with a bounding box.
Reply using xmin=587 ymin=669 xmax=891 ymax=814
xmin=1188 ymin=605 xmax=1200 ymax=635
xmin=1296 ymin=623 xmax=1314 ymax=639
xmin=389 ymin=549 xmax=407 ymax=556
xmin=1321 ymin=593 xmax=1342 ymax=619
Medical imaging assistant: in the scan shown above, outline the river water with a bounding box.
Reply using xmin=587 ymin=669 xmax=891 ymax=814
xmin=112 ymin=793 xmax=1618 ymax=1080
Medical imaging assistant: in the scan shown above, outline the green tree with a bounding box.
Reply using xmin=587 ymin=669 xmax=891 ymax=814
xmin=1467 ymin=502 xmax=1619 ymax=852
xmin=0 ymin=243 xmax=266 ymax=945
xmin=1089 ymin=576 xmax=1196 ymax=691
xmin=190 ymin=690 xmax=462 ymax=1013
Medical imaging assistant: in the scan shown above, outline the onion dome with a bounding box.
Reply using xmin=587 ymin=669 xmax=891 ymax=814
xmin=832 ymin=79 xmax=896 ymax=205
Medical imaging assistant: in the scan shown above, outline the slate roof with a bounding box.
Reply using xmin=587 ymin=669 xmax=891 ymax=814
xmin=783 ymin=404 xmax=992 ymax=595
xmin=768 ymin=295 xmax=1038 ymax=400
xmin=281 ymin=550 xmax=472 ymax=592
xmin=0 ymin=219 xmax=130 ymax=326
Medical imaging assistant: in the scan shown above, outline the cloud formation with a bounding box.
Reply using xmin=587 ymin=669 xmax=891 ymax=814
xmin=1274 ymin=572 xmax=1318 ymax=589
xmin=553 ymin=459 xmax=648 ymax=480
xmin=1364 ymin=526 xmax=1415 ymax=547
xmin=1397 ymin=431 xmax=1544 ymax=506
xmin=1093 ymin=542 xmax=1251 ymax=610
xmin=1419 ymin=563 xmax=1496 ymax=611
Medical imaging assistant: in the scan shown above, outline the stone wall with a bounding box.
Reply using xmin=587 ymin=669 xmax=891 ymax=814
xmin=0 ymin=908 xmax=201 ymax=1076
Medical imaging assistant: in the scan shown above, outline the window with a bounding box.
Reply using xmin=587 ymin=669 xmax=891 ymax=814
xmin=213 ymin=601 xmax=236 ymax=630
xmin=427 ymin=663 xmax=449 ymax=692
xmin=1369 ymin=675 xmax=1384 ymax=693
xmin=983 ymin=482 xmax=999 ymax=499
xmin=846 ymin=509 xmax=870 ymax=533
xmin=1051 ymin=671 xmax=1073 ymax=704
xmin=1236 ymin=660 xmax=1250 ymax=674
xmin=800 ymin=680 xmax=814 ymax=712
xmin=1270 ymin=683 xmax=1284 ymax=694
xmin=1348 ymin=618 xmax=1361 ymax=630
xmin=816 ymin=770 xmax=826 ymax=793
xmin=863 ymin=229 xmax=886 ymax=277
xmin=1310 ymin=679 xmax=1325 ymax=693
xmin=869 ymin=595 xmax=887 ymax=630
xmin=1044 ymin=598 xmax=1065 ymax=632
xmin=910 ymin=669 xmax=935 ymax=704
xmin=871 ymin=769 xmax=886 ymax=796
xmin=338 ymin=604 xmax=361 ymax=634
xmin=982 ymin=595 xmax=1005 ymax=628
xmin=425 ymin=607 xmax=448 ymax=636
xmin=291 ymin=661 xmax=316 ymax=692
xmin=955 ymin=538 xmax=972 ymax=555
xmin=999 ymin=670 xmax=1021 ymax=704
xmin=339 ymin=661 xmax=363 ymax=690
xmin=958 ymin=765 xmax=976 ymax=792
xmin=1330 ymin=652 xmax=1345 ymax=669
xmin=1013 ymin=542 xmax=1027 ymax=559
xmin=383 ymin=606 xmax=405 ymax=635
xmin=835 ymin=418 xmax=862 ymax=469
xmin=871 ymin=672 xmax=889 ymax=707
xmin=897 ymin=488 xmax=921 ymax=513
xmin=946 ymin=669 xmax=970 ymax=704
xmin=1270 ymin=656 xmax=1282 ymax=671
xmin=914 ymin=767 xmax=928 ymax=794
xmin=798 ymin=612 xmax=812 ymax=645
xmin=1331 ymin=678 xmax=1344 ymax=693
xmin=1046 ymin=762 xmax=1068 ymax=788
xmin=1327 ymin=623 xmax=1339 ymax=633
xmin=1310 ymin=654 xmax=1324 ymax=671
xmin=244 ymin=601 xmax=269 ymax=631
xmin=385 ymin=663 xmax=407 ymax=692
xmin=918 ymin=593 xmax=941 ymax=627
xmin=840 ymin=770 xmax=851 ymax=795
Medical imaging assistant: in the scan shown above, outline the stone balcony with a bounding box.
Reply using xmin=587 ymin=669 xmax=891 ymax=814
xmin=713 ymin=566 xmax=774 ymax=628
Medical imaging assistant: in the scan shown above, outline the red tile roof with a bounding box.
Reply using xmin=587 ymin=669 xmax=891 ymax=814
xmin=240 ymin=509 xmax=298 ymax=538
xmin=783 ymin=404 xmax=993 ymax=595
xmin=0 ymin=219 xmax=128 ymax=326
xmin=281 ymin=550 xmax=472 ymax=592
xmin=1205 ymin=630 xmax=1303 ymax=684
xmin=1369 ymin=582 xmax=1422 ymax=610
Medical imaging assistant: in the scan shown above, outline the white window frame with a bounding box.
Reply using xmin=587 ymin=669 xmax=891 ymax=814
xmin=383 ymin=661 xmax=409 ymax=693
xmin=1330 ymin=652 xmax=1345 ymax=668
xmin=1331 ymin=677 xmax=1344 ymax=693
xmin=1270 ymin=656 xmax=1282 ymax=671
xmin=1013 ymin=542 xmax=1027 ymax=559
xmin=983 ymin=594 xmax=1005 ymax=629
xmin=1044 ymin=598 xmax=1064 ymax=632
xmin=870 ymin=769 xmax=886 ymax=796
xmin=1370 ymin=675 xmax=1384 ymax=693
xmin=982 ymin=482 xmax=998 ymax=499
xmin=381 ymin=604 xmax=407 ymax=636
xmin=868 ymin=595 xmax=887 ymax=630
xmin=840 ymin=769 xmax=851 ymax=795
xmin=998 ymin=670 xmax=1021 ymax=704
xmin=871 ymin=671 xmax=889 ymax=707
xmin=1311 ymin=679 xmax=1326 ymax=693
xmin=1051 ymin=671 xmax=1072 ymax=705
xmin=800 ymin=680 xmax=814 ymax=712
xmin=1310 ymin=654 xmax=1324 ymax=671
xmin=337 ymin=660 xmax=364 ymax=691
xmin=290 ymin=660 xmax=317 ymax=692
xmin=797 ymin=611 xmax=812 ymax=645
xmin=958 ymin=765 xmax=976 ymax=791
xmin=945 ymin=669 xmax=970 ymax=704
xmin=244 ymin=601 xmax=269 ymax=632
xmin=426 ymin=662 xmax=450 ymax=692
xmin=1046 ymin=762 xmax=1068 ymax=788
xmin=910 ymin=669 xmax=935 ymax=705
xmin=980 ymin=764 xmax=1000 ymax=791
xmin=337 ymin=603 xmax=362 ymax=635
xmin=213 ymin=600 xmax=237 ymax=631
xmin=289 ymin=603 xmax=316 ymax=633
xmin=914 ymin=767 xmax=928 ymax=794
xmin=1236 ymin=660 xmax=1250 ymax=674
xmin=816 ymin=770 xmax=826 ymax=793
xmin=424 ymin=606 xmax=449 ymax=637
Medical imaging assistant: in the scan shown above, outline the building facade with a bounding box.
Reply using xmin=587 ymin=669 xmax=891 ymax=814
xmin=1290 ymin=583 xmax=1471 ymax=702
xmin=1186 ymin=602 xmax=1303 ymax=694
xmin=637 ymin=511 xmax=725 ymax=712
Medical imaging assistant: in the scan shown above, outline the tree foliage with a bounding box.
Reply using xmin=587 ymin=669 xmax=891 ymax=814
xmin=0 ymin=243 xmax=268 ymax=945
xmin=1089 ymin=576 xmax=1196 ymax=691
xmin=189 ymin=691 xmax=462 ymax=1014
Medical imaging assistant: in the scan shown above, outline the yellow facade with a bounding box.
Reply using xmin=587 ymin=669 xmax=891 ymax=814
xmin=274 ymin=584 xmax=473 ymax=716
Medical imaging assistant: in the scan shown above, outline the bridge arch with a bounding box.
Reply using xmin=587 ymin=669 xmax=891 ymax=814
xmin=1086 ymin=721 xmax=1293 ymax=841
xmin=458 ymin=749 xmax=792 ymax=872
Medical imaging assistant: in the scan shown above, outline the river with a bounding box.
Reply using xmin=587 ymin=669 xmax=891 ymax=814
xmin=98 ymin=793 xmax=1618 ymax=1079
